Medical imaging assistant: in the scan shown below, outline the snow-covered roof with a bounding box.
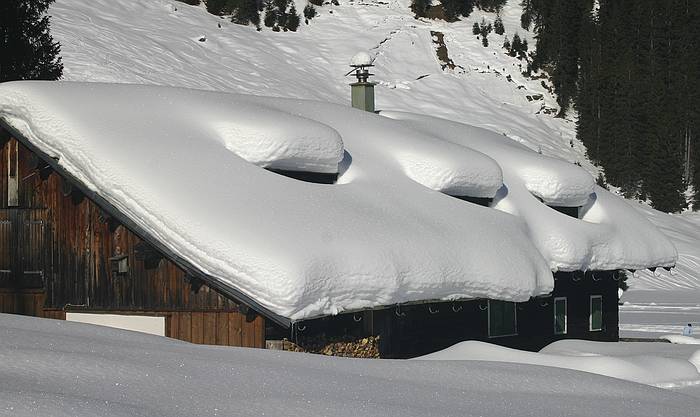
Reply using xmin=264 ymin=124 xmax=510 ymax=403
xmin=0 ymin=82 xmax=676 ymax=322
xmin=381 ymin=111 xmax=678 ymax=272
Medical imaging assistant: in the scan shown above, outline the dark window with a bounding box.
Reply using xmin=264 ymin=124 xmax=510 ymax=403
xmin=590 ymin=295 xmax=603 ymax=331
xmin=488 ymin=300 xmax=517 ymax=337
xmin=549 ymin=205 xmax=579 ymax=218
xmin=554 ymin=297 xmax=567 ymax=334
xmin=451 ymin=195 xmax=492 ymax=207
xmin=266 ymin=168 xmax=338 ymax=184
xmin=110 ymin=255 xmax=129 ymax=276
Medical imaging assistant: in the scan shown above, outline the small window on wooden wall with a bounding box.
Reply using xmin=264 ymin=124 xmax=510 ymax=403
xmin=488 ymin=300 xmax=517 ymax=337
xmin=110 ymin=255 xmax=129 ymax=276
xmin=553 ymin=297 xmax=567 ymax=334
xmin=590 ymin=295 xmax=603 ymax=331
xmin=7 ymin=139 xmax=19 ymax=207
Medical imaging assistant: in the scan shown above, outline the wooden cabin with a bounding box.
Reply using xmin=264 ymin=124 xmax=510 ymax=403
xmin=1 ymin=122 xmax=622 ymax=357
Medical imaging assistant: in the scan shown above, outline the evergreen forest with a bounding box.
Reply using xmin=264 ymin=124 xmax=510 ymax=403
xmin=522 ymin=0 xmax=700 ymax=212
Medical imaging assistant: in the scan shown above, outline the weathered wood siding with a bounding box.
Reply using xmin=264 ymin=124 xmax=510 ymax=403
xmin=0 ymin=132 xmax=264 ymax=347
xmin=295 ymin=271 xmax=621 ymax=358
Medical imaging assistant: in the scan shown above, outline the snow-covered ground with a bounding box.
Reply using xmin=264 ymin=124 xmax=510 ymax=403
xmin=417 ymin=339 xmax=700 ymax=394
xmin=1 ymin=314 xmax=700 ymax=416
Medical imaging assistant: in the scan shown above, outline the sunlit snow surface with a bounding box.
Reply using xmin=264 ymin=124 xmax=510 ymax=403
xmin=0 ymin=82 xmax=676 ymax=321
xmin=418 ymin=339 xmax=700 ymax=389
xmin=41 ymin=0 xmax=700 ymax=305
xmin=1 ymin=314 xmax=699 ymax=417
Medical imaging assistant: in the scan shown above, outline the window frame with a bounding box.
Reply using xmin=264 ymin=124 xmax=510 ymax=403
xmin=553 ymin=296 xmax=568 ymax=335
xmin=589 ymin=295 xmax=603 ymax=331
xmin=488 ymin=300 xmax=518 ymax=338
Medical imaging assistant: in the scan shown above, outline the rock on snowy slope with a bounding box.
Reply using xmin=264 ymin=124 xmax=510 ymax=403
xmin=0 ymin=81 xmax=550 ymax=321
xmin=1 ymin=313 xmax=699 ymax=417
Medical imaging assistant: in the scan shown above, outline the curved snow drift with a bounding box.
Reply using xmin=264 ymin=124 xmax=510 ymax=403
xmin=0 ymin=82 xmax=675 ymax=320
xmin=381 ymin=111 xmax=678 ymax=272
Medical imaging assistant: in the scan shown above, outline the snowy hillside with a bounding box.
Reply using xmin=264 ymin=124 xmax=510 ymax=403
xmin=45 ymin=0 xmax=700 ymax=302
xmin=1 ymin=313 xmax=699 ymax=416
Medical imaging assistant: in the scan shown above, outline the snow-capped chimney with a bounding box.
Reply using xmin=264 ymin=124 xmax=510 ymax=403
xmin=348 ymin=52 xmax=375 ymax=113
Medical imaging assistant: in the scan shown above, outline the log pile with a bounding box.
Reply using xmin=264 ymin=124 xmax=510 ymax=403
xmin=279 ymin=335 xmax=381 ymax=358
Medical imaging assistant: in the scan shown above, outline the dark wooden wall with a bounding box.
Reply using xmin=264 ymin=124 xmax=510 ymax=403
xmin=0 ymin=132 xmax=264 ymax=347
xmin=295 ymin=271 xmax=620 ymax=358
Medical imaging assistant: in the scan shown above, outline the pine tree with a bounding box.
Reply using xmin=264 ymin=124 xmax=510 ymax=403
xmin=303 ymin=3 xmax=316 ymax=23
xmin=475 ymin=0 xmax=506 ymax=12
xmin=494 ymin=16 xmax=505 ymax=35
xmin=441 ymin=0 xmax=461 ymax=22
xmin=411 ymin=0 xmax=430 ymax=18
xmin=263 ymin=0 xmax=277 ymax=27
xmin=206 ymin=0 xmax=230 ymax=14
xmin=231 ymin=0 xmax=261 ymax=27
xmin=510 ymin=33 xmax=522 ymax=57
xmin=0 ymin=0 xmax=63 ymax=82
xmin=472 ymin=22 xmax=481 ymax=35
xmin=274 ymin=0 xmax=288 ymax=29
xmin=503 ymin=36 xmax=511 ymax=52
xmin=285 ymin=4 xmax=300 ymax=31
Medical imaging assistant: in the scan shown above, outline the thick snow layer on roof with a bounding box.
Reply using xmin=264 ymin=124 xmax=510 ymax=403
xmin=381 ymin=111 xmax=678 ymax=272
xmin=350 ymin=51 xmax=373 ymax=66
xmin=0 ymin=81 xmax=549 ymax=321
xmin=42 ymin=0 xmax=697 ymax=298
xmin=4 ymin=314 xmax=700 ymax=417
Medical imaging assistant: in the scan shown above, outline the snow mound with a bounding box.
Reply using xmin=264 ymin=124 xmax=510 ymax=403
xmin=2 ymin=314 xmax=700 ymax=417
xmin=381 ymin=111 xmax=678 ymax=272
xmin=350 ymin=51 xmax=373 ymax=66
xmin=213 ymin=110 xmax=344 ymax=173
xmin=416 ymin=340 xmax=700 ymax=387
xmin=662 ymin=335 xmax=700 ymax=345
xmin=0 ymin=81 xmax=553 ymax=321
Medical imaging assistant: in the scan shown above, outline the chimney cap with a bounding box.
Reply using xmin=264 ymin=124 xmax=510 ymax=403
xmin=350 ymin=51 xmax=373 ymax=67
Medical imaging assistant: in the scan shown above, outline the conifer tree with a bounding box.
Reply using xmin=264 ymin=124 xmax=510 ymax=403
xmin=206 ymin=0 xmax=230 ymax=14
xmin=472 ymin=22 xmax=481 ymax=35
xmin=263 ymin=0 xmax=277 ymax=27
xmin=303 ymin=3 xmax=316 ymax=23
xmin=1 ymin=0 xmax=63 ymax=82
xmin=509 ymin=33 xmax=522 ymax=57
xmin=494 ymin=16 xmax=505 ymax=35
xmin=231 ymin=0 xmax=261 ymax=27
xmin=502 ymin=36 xmax=511 ymax=52
xmin=411 ymin=0 xmax=430 ymax=18
xmin=285 ymin=4 xmax=300 ymax=31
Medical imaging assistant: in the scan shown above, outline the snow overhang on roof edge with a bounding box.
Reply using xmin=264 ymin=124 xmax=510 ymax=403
xmin=0 ymin=119 xmax=294 ymax=328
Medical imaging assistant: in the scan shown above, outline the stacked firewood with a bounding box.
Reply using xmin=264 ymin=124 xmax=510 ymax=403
xmin=281 ymin=335 xmax=381 ymax=358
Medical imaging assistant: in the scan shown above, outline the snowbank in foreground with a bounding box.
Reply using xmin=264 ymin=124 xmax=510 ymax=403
xmin=416 ymin=339 xmax=700 ymax=388
xmin=662 ymin=335 xmax=700 ymax=345
xmin=1 ymin=314 xmax=699 ymax=417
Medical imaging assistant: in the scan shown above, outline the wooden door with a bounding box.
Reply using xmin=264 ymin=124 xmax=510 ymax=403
xmin=0 ymin=209 xmax=51 ymax=315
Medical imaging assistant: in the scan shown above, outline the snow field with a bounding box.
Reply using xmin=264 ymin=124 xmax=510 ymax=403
xmin=1 ymin=313 xmax=699 ymax=417
xmin=418 ymin=339 xmax=700 ymax=390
